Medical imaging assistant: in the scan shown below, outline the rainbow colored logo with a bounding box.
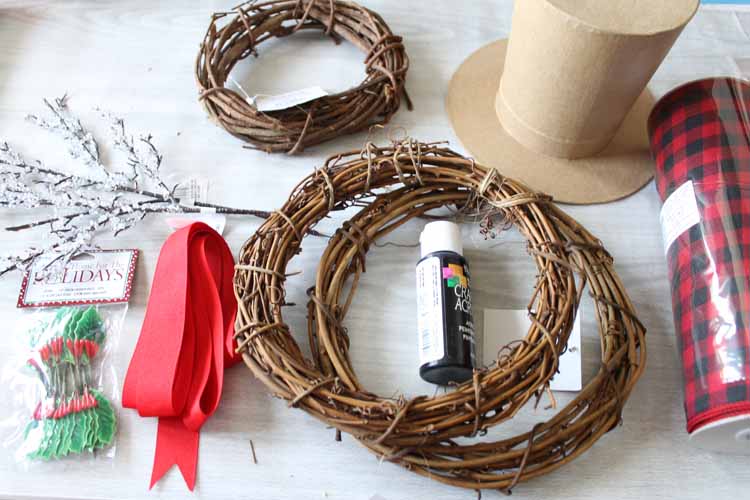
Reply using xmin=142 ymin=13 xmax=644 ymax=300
xmin=442 ymin=264 xmax=468 ymax=288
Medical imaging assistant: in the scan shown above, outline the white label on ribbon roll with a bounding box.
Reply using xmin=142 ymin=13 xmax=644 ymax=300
xmin=660 ymin=180 xmax=701 ymax=254
xmin=252 ymin=86 xmax=328 ymax=112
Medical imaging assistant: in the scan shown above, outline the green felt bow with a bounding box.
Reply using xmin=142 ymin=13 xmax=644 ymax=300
xmin=25 ymin=390 xmax=116 ymax=460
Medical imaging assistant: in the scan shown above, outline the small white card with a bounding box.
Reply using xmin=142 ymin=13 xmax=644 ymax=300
xmin=17 ymin=250 xmax=139 ymax=308
xmin=252 ymin=86 xmax=328 ymax=112
xmin=172 ymin=177 xmax=209 ymax=205
xmin=659 ymin=180 xmax=701 ymax=254
xmin=483 ymin=309 xmax=582 ymax=392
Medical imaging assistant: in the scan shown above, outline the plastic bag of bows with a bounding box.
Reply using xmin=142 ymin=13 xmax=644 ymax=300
xmin=1 ymin=250 xmax=137 ymax=466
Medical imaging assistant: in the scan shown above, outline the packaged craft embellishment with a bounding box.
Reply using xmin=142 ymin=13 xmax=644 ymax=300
xmin=416 ymin=221 xmax=476 ymax=385
xmin=1 ymin=250 xmax=138 ymax=465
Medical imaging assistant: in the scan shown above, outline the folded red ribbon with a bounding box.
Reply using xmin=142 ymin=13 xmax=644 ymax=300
xmin=122 ymin=222 xmax=238 ymax=490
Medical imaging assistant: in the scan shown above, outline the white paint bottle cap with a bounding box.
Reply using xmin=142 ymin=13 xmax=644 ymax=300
xmin=420 ymin=221 xmax=463 ymax=258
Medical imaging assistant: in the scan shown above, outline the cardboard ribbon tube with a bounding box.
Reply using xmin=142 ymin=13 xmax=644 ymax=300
xmin=649 ymin=78 xmax=750 ymax=442
xmin=122 ymin=222 xmax=238 ymax=490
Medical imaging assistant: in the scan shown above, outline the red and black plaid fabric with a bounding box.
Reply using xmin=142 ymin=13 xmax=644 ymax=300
xmin=649 ymin=78 xmax=750 ymax=433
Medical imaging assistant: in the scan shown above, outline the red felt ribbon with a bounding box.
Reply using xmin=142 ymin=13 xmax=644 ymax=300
xmin=122 ymin=222 xmax=239 ymax=490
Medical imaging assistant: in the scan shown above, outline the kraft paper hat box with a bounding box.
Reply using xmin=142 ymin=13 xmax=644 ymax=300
xmin=446 ymin=0 xmax=699 ymax=204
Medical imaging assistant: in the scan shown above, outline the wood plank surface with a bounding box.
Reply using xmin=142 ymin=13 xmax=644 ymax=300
xmin=0 ymin=1 xmax=749 ymax=499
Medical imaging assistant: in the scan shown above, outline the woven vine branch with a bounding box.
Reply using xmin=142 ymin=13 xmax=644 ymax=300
xmin=196 ymin=0 xmax=411 ymax=154
xmin=234 ymin=139 xmax=646 ymax=493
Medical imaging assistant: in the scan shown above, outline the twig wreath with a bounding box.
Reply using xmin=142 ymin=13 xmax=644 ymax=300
xmin=196 ymin=0 xmax=411 ymax=154
xmin=234 ymin=140 xmax=646 ymax=493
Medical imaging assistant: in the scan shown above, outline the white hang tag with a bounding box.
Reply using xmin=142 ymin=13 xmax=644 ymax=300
xmin=483 ymin=309 xmax=582 ymax=392
xmin=659 ymin=180 xmax=701 ymax=255
xmin=252 ymin=86 xmax=328 ymax=112
xmin=172 ymin=178 xmax=209 ymax=205
xmin=165 ymin=213 xmax=227 ymax=236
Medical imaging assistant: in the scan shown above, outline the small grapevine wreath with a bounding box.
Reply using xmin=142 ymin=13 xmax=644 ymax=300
xmin=234 ymin=140 xmax=646 ymax=493
xmin=196 ymin=0 xmax=411 ymax=154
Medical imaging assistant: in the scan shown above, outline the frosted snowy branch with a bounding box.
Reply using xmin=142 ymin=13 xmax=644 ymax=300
xmin=0 ymin=96 xmax=270 ymax=276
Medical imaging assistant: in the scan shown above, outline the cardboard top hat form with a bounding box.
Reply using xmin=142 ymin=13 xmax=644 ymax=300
xmin=447 ymin=0 xmax=699 ymax=204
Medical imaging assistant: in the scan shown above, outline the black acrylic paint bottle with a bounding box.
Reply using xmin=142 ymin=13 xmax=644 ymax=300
xmin=416 ymin=221 xmax=476 ymax=385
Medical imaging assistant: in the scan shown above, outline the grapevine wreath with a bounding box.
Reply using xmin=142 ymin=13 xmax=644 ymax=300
xmin=196 ymin=0 xmax=411 ymax=154
xmin=234 ymin=139 xmax=646 ymax=493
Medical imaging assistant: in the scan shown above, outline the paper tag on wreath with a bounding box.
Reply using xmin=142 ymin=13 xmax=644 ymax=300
xmin=251 ymin=86 xmax=329 ymax=112
xmin=483 ymin=309 xmax=582 ymax=392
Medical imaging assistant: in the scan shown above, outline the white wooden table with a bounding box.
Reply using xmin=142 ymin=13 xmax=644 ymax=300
xmin=1 ymin=1 xmax=749 ymax=498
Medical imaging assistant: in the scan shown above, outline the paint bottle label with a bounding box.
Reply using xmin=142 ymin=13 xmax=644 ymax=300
xmin=416 ymin=256 xmax=445 ymax=365
xmin=416 ymin=254 xmax=475 ymax=367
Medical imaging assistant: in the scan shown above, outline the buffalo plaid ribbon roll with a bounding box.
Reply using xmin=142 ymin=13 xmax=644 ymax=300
xmin=649 ymin=78 xmax=750 ymax=433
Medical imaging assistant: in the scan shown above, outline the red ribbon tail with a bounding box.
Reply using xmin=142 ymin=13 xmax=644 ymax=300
xmin=150 ymin=417 xmax=200 ymax=491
